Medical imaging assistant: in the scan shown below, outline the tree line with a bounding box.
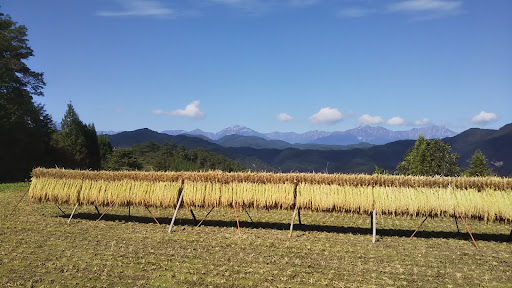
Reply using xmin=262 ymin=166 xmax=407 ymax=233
xmin=379 ymin=135 xmax=495 ymax=177
xmin=0 ymin=11 xmax=244 ymax=182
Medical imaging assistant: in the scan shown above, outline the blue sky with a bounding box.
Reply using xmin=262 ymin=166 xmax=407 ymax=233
xmin=3 ymin=0 xmax=511 ymax=133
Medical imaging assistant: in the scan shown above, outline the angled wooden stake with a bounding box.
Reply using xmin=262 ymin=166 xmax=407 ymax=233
xmin=25 ymin=196 xmax=33 ymax=223
xmin=410 ymin=216 xmax=428 ymax=239
xmin=372 ymin=209 xmax=376 ymax=243
xmin=234 ymin=203 xmax=241 ymax=235
xmin=298 ymin=210 xmax=302 ymax=225
xmin=68 ymin=203 xmax=79 ymax=224
xmin=94 ymin=202 xmax=115 ymax=225
xmin=196 ymin=207 xmax=215 ymax=228
xmin=169 ymin=180 xmax=185 ymax=233
xmin=8 ymin=188 xmax=29 ymax=217
xmin=190 ymin=209 xmax=197 ymax=224
xmin=145 ymin=206 xmax=161 ymax=226
xmin=55 ymin=204 xmax=66 ymax=216
xmin=454 ymin=215 xmax=460 ymax=233
xmin=289 ymin=182 xmax=299 ymax=237
xmin=94 ymin=206 xmax=101 ymax=216
xmin=243 ymin=207 xmax=254 ymax=222
xmin=459 ymin=213 xmax=479 ymax=249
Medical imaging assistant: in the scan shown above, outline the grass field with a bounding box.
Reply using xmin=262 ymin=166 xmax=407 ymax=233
xmin=1 ymin=183 xmax=511 ymax=287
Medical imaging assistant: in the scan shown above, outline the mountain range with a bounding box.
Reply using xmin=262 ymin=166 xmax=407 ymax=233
xmin=161 ymin=125 xmax=457 ymax=145
xmin=108 ymin=123 xmax=512 ymax=177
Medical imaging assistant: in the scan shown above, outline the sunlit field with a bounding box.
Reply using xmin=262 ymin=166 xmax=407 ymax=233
xmin=2 ymin=183 xmax=511 ymax=287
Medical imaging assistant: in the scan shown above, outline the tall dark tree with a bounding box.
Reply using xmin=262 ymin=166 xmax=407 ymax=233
xmin=464 ymin=150 xmax=492 ymax=177
xmin=396 ymin=135 xmax=460 ymax=177
xmin=0 ymin=12 xmax=55 ymax=182
xmin=53 ymin=103 xmax=100 ymax=169
xmin=97 ymin=134 xmax=113 ymax=169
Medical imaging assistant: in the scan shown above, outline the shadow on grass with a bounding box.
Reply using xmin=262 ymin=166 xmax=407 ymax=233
xmin=62 ymin=212 xmax=512 ymax=243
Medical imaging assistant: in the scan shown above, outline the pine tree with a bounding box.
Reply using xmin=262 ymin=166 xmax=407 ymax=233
xmin=464 ymin=150 xmax=492 ymax=177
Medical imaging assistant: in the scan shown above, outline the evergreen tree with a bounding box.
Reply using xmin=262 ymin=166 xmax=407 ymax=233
xmin=53 ymin=103 xmax=100 ymax=169
xmin=97 ymin=134 xmax=113 ymax=169
xmin=0 ymin=12 xmax=55 ymax=182
xmin=396 ymin=135 xmax=460 ymax=177
xmin=464 ymin=150 xmax=492 ymax=177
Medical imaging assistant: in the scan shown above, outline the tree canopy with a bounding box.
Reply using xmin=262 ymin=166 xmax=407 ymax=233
xmin=396 ymin=135 xmax=460 ymax=177
xmin=0 ymin=12 xmax=55 ymax=182
xmin=464 ymin=150 xmax=493 ymax=177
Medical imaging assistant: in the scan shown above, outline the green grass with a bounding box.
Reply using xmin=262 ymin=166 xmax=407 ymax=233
xmin=1 ymin=183 xmax=511 ymax=287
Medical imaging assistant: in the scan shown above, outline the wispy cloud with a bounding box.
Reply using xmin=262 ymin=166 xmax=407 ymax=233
xmin=471 ymin=111 xmax=497 ymax=124
xmin=358 ymin=114 xmax=384 ymax=125
xmin=152 ymin=100 xmax=205 ymax=119
xmin=337 ymin=7 xmax=376 ymax=18
xmin=276 ymin=113 xmax=294 ymax=122
xmin=388 ymin=0 xmax=461 ymax=13
xmin=97 ymin=0 xmax=173 ymax=17
xmin=414 ymin=118 xmax=431 ymax=126
xmin=309 ymin=107 xmax=344 ymax=124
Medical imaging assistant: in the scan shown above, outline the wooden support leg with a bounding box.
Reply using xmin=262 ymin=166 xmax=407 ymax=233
xmin=234 ymin=203 xmax=241 ymax=235
xmin=190 ymin=209 xmax=197 ymax=224
xmin=8 ymin=188 xmax=29 ymax=217
xmin=94 ymin=202 xmax=114 ymax=225
xmin=25 ymin=196 xmax=33 ymax=223
xmin=55 ymin=204 xmax=66 ymax=216
xmin=410 ymin=216 xmax=428 ymax=239
xmin=459 ymin=214 xmax=479 ymax=249
xmin=243 ymin=207 xmax=254 ymax=223
xmin=169 ymin=184 xmax=184 ymax=233
xmin=298 ymin=210 xmax=302 ymax=225
xmin=196 ymin=207 xmax=214 ymax=228
xmin=289 ymin=204 xmax=298 ymax=237
xmin=145 ymin=206 xmax=161 ymax=226
xmin=372 ymin=209 xmax=376 ymax=244
xmin=454 ymin=215 xmax=460 ymax=233
xmin=68 ymin=203 xmax=79 ymax=224
xmin=94 ymin=206 xmax=101 ymax=216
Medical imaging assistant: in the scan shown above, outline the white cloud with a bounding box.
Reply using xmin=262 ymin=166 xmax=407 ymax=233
xmin=309 ymin=107 xmax=343 ymax=124
xmin=153 ymin=101 xmax=205 ymax=119
xmin=96 ymin=0 xmax=173 ymax=17
xmin=414 ymin=118 xmax=431 ymax=126
xmin=388 ymin=0 xmax=461 ymax=13
xmin=358 ymin=114 xmax=384 ymax=125
xmin=386 ymin=116 xmax=405 ymax=125
xmin=276 ymin=113 xmax=294 ymax=122
xmin=337 ymin=7 xmax=375 ymax=18
xmin=471 ymin=111 xmax=497 ymax=124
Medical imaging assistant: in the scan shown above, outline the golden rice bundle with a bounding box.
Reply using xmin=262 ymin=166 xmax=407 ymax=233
xmin=29 ymin=168 xmax=512 ymax=222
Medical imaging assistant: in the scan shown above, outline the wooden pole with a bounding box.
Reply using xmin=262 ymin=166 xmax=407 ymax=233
xmin=55 ymin=204 xmax=66 ymax=216
xmin=68 ymin=203 xmax=79 ymax=224
xmin=289 ymin=182 xmax=299 ymax=237
xmin=243 ymin=207 xmax=254 ymax=222
xmin=298 ymin=210 xmax=302 ymax=225
xmin=454 ymin=215 xmax=460 ymax=233
xmin=94 ymin=202 xmax=115 ymax=225
xmin=196 ymin=207 xmax=214 ymax=228
xmin=145 ymin=206 xmax=161 ymax=226
xmin=289 ymin=204 xmax=298 ymax=237
xmin=459 ymin=214 xmax=479 ymax=249
xmin=234 ymin=203 xmax=241 ymax=235
xmin=94 ymin=206 xmax=101 ymax=216
xmin=8 ymin=188 xmax=29 ymax=217
xmin=410 ymin=216 xmax=428 ymax=239
xmin=372 ymin=209 xmax=376 ymax=243
xmin=169 ymin=180 xmax=185 ymax=233
xmin=25 ymin=196 xmax=33 ymax=223
xmin=190 ymin=209 xmax=197 ymax=224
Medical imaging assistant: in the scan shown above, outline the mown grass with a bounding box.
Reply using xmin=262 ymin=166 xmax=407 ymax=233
xmin=1 ymin=183 xmax=511 ymax=287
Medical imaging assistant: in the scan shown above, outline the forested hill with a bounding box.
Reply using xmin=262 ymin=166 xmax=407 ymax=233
xmin=108 ymin=124 xmax=512 ymax=176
